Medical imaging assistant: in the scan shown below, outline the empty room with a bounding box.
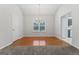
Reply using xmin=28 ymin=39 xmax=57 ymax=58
xmin=0 ymin=4 xmax=79 ymax=55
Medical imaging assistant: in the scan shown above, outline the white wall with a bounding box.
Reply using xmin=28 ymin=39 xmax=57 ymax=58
xmin=11 ymin=5 xmax=23 ymax=41
xmin=55 ymin=4 xmax=79 ymax=49
xmin=0 ymin=5 xmax=23 ymax=49
xmin=1 ymin=4 xmax=79 ymax=49
xmin=0 ymin=5 xmax=13 ymax=49
xmin=23 ymin=15 xmax=54 ymax=37
xmin=55 ymin=5 xmax=72 ymax=43
xmin=72 ymin=5 xmax=79 ymax=49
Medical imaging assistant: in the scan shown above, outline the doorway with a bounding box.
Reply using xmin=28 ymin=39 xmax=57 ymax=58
xmin=61 ymin=13 xmax=72 ymax=44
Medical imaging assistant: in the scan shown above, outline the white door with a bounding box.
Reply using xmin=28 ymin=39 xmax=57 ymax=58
xmin=12 ymin=13 xmax=19 ymax=41
xmin=61 ymin=15 xmax=72 ymax=44
xmin=66 ymin=17 xmax=72 ymax=44
xmin=62 ymin=16 xmax=68 ymax=39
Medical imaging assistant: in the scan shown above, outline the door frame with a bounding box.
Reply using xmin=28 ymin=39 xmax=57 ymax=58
xmin=61 ymin=12 xmax=72 ymax=44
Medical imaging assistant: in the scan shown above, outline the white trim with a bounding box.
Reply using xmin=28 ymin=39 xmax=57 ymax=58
xmin=55 ymin=35 xmax=72 ymax=45
xmin=0 ymin=41 xmax=13 ymax=49
xmin=0 ymin=36 xmax=23 ymax=49
xmin=24 ymin=36 xmax=55 ymax=37
xmin=71 ymin=44 xmax=79 ymax=49
xmin=13 ymin=35 xmax=23 ymax=42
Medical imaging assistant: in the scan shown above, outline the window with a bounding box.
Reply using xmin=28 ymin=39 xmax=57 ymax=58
xmin=68 ymin=18 xmax=72 ymax=27
xmin=34 ymin=22 xmax=39 ymax=32
xmin=33 ymin=20 xmax=46 ymax=32
xmin=68 ymin=29 xmax=71 ymax=38
xmin=40 ymin=22 xmax=45 ymax=32
xmin=67 ymin=17 xmax=72 ymax=38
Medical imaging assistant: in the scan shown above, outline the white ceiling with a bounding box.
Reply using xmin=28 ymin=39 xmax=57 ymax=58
xmin=18 ymin=4 xmax=61 ymax=16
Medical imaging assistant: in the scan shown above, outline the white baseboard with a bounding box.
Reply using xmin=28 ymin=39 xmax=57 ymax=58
xmin=24 ymin=35 xmax=54 ymax=37
xmin=71 ymin=44 xmax=79 ymax=49
xmin=0 ymin=36 xmax=23 ymax=50
xmin=55 ymin=36 xmax=73 ymax=45
xmin=12 ymin=35 xmax=23 ymax=42
xmin=0 ymin=41 xmax=13 ymax=49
